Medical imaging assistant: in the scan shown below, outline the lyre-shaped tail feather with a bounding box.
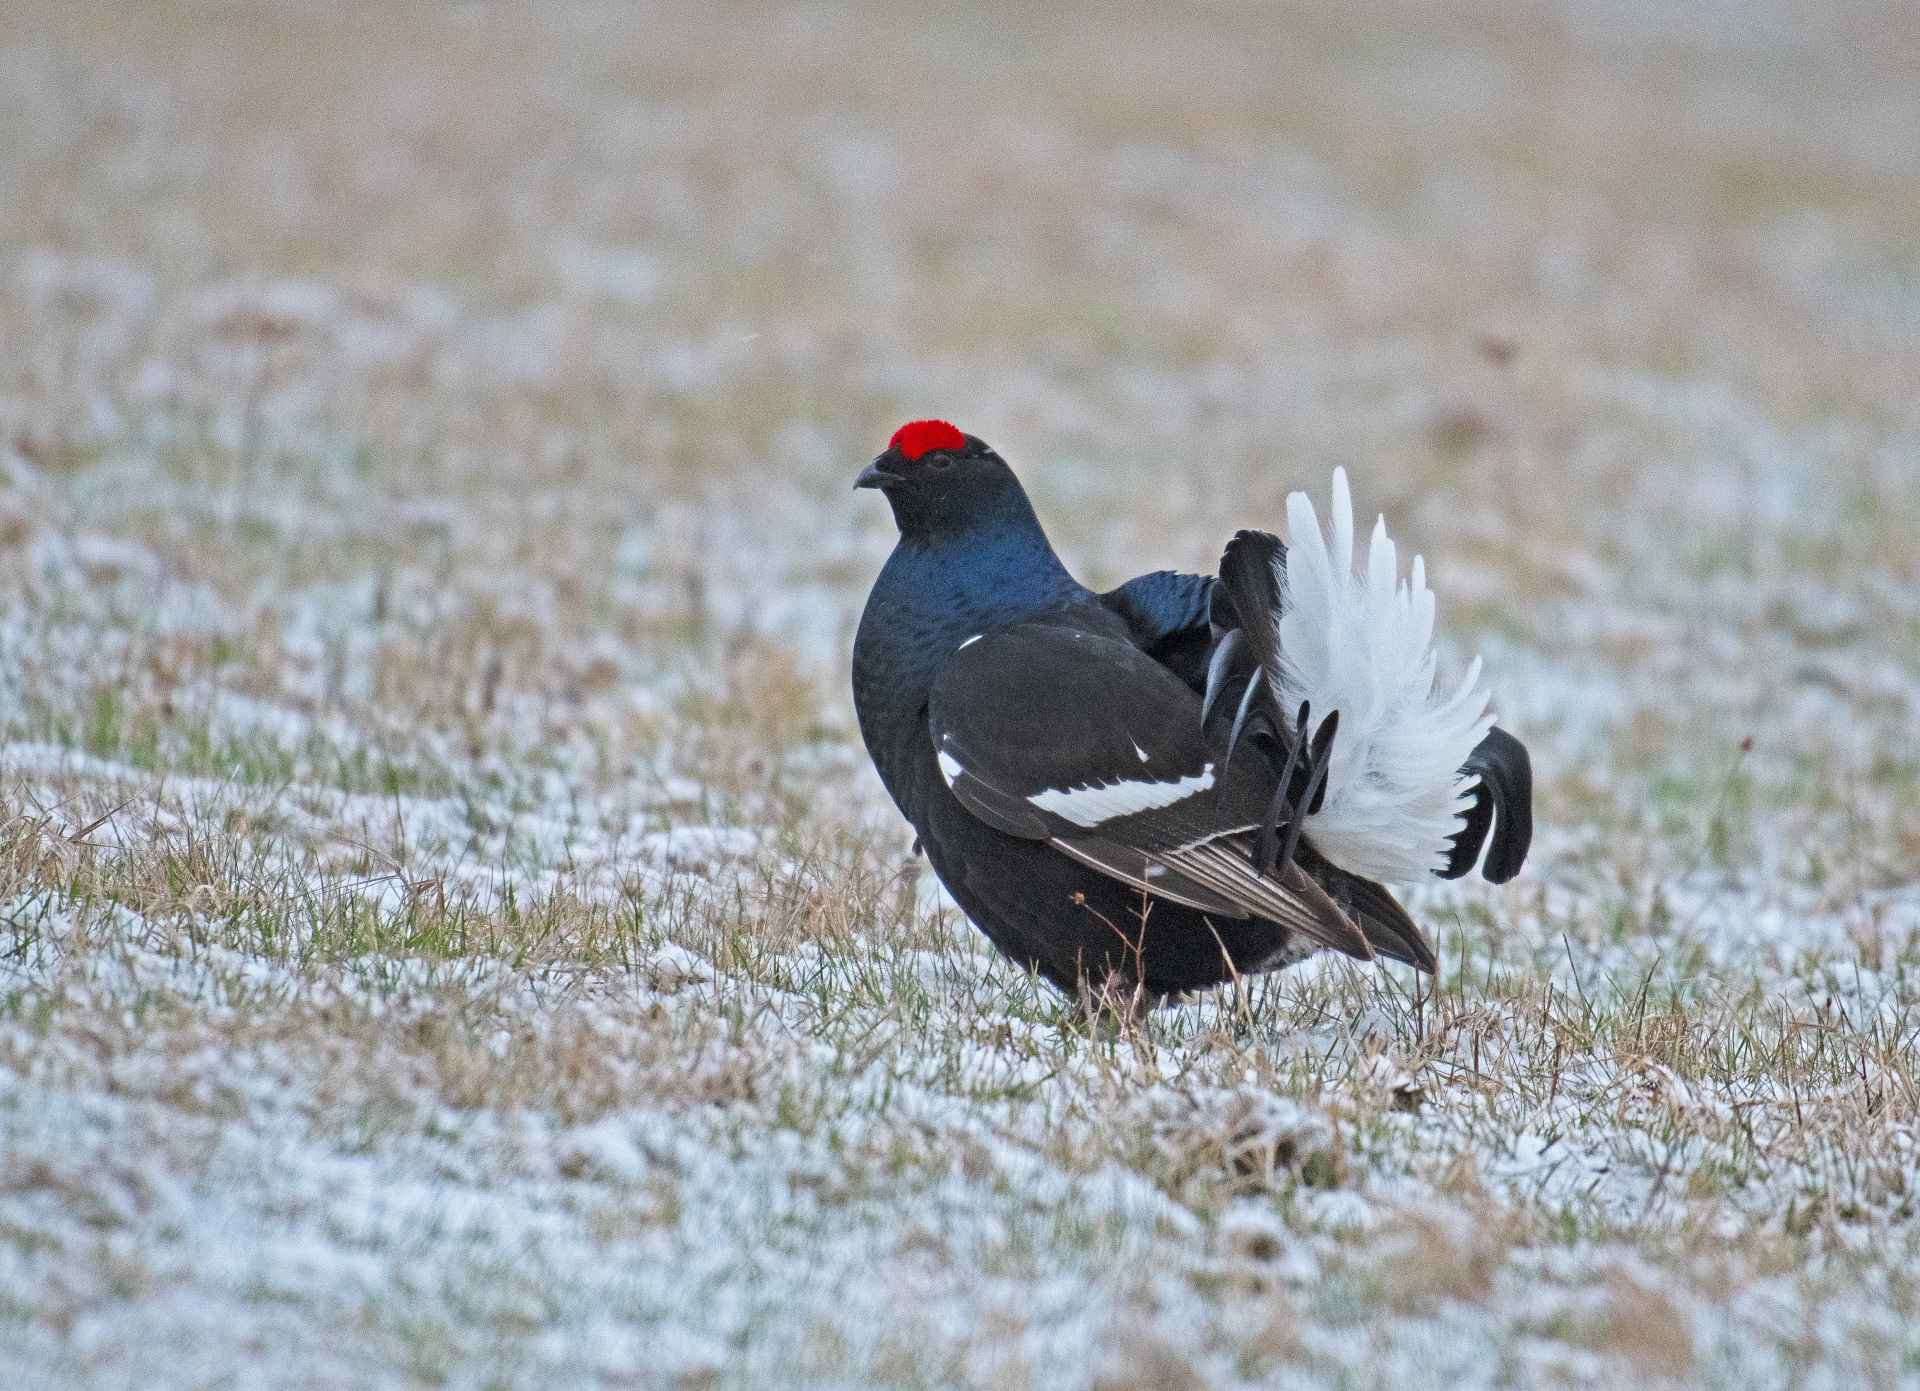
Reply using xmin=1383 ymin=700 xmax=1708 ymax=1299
xmin=1211 ymin=530 xmax=1293 ymax=779
xmin=1441 ymin=726 xmax=1533 ymax=883
xmin=1273 ymin=469 xmax=1495 ymax=884
xmin=1216 ymin=530 xmax=1285 ymax=671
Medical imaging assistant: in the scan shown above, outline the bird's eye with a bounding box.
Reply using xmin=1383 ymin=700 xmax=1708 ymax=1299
xmin=929 ymin=454 xmax=954 ymax=470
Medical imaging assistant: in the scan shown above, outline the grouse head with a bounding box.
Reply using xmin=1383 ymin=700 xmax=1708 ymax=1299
xmin=857 ymin=420 xmax=1026 ymax=541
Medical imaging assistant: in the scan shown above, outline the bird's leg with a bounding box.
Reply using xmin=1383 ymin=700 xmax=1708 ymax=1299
xmin=1253 ymin=700 xmax=1310 ymax=876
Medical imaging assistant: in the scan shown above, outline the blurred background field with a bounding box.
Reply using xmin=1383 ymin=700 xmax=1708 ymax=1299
xmin=3 ymin=2 xmax=1920 ymax=1387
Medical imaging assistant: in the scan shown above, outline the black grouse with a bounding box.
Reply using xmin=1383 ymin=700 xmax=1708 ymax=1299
xmin=851 ymin=419 xmax=1531 ymax=1002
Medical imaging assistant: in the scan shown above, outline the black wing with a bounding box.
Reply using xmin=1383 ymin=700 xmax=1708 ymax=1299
xmin=1099 ymin=570 xmax=1217 ymax=694
xmin=1440 ymin=726 xmax=1534 ymax=883
xmin=926 ymin=622 xmax=1375 ymax=962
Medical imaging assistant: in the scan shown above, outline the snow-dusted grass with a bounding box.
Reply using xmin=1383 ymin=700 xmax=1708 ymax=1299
xmin=5 ymin=1 xmax=1920 ymax=1386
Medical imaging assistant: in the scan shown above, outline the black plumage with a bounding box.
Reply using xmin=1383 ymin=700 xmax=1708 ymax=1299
xmin=851 ymin=420 xmax=1530 ymax=1001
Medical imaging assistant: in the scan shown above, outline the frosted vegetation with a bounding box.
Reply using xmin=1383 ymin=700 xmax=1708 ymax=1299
xmin=4 ymin=2 xmax=1920 ymax=1387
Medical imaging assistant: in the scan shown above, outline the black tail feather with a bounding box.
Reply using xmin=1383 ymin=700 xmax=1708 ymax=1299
xmin=1199 ymin=626 xmax=1245 ymax=730
xmin=1253 ymin=702 xmax=1309 ymax=877
xmin=1441 ymin=726 xmax=1534 ymax=883
xmin=1215 ymin=529 xmax=1308 ymax=794
xmin=1221 ymin=666 xmax=1268 ymax=783
xmin=1276 ymin=709 xmax=1337 ymax=879
xmin=1215 ymin=530 xmax=1286 ymax=671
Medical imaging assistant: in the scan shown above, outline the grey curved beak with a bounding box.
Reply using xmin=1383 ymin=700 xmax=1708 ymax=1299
xmin=855 ymin=459 xmax=900 ymax=490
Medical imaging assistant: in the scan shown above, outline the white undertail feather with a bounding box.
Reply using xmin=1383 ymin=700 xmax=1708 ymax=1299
xmin=1275 ymin=468 xmax=1493 ymax=883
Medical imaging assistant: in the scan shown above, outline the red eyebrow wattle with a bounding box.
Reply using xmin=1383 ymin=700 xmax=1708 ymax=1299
xmin=889 ymin=419 xmax=966 ymax=460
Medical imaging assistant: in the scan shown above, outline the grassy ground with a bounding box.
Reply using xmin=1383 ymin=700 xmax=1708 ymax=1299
xmin=4 ymin=1 xmax=1920 ymax=1386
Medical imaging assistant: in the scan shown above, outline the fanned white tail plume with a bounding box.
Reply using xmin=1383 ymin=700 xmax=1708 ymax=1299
xmin=1275 ymin=469 xmax=1493 ymax=883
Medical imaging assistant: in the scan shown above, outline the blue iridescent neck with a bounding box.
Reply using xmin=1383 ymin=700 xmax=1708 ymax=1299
xmin=855 ymin=491 xmax=1086 ymax=704
xmin=896 ymin=482 xmax=1078 ymax=609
